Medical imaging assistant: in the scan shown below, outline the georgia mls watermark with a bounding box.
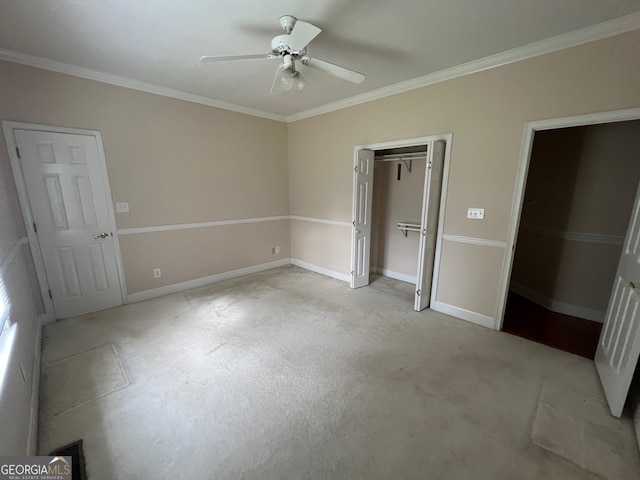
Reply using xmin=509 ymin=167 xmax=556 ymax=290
xmin=0 ymin=456 xmax=71 ymax=480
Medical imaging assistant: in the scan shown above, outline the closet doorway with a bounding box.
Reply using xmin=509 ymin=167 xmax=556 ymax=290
xmin=350 ymin=135 xmax=451 ymax=311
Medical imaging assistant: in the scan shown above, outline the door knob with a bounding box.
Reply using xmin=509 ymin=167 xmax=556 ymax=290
xmin=94 ymin=232 xmax=109 ymax=239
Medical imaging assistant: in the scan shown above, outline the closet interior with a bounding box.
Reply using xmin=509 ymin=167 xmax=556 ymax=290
xmin=370 ymin=145 xmax=428 ymax=295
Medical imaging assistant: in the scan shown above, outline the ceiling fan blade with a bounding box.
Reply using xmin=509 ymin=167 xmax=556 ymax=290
xmin=269 ymin=66 xmax=281 ymax=95
xmin=200 ymin=54 xmax=269 ymax=63
xmin=287 ymin=21 xmax=321 ymax=51
xmin=302 ymin=57 xmax=365 ymax=84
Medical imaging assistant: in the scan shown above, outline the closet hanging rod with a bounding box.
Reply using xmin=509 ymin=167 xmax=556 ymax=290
xmin=374 ymin=152 xmax=427 ymax=162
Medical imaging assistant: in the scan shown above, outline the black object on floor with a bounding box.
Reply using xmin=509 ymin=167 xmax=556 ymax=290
xmin=503 ymin=291 xmax=603 ymax=359
xmin=50 ymin=439 xmax=87 ymax=480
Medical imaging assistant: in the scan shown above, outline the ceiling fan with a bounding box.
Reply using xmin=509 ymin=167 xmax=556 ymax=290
xmin=200 ymin=15 xmax=366 ymax=94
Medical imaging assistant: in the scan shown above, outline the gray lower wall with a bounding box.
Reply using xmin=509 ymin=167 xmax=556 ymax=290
xmin=0 ymin=132 xmax=43 ymax=455
xmin=0 ymin=247 xmax=41 ymax=455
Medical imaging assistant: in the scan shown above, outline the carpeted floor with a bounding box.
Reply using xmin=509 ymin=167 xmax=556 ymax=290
xmin=38 ymin=266 xmax=640 ymax=479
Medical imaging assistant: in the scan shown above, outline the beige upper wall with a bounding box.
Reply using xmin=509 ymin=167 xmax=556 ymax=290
xmin=287 ymin=30 xmax=640 ymax=319
xmin=0 ymin=61 xmax=290 ymax=294
xmin=288 ymin=31 xmax=640 ymax=240
xmin=0 ymin=61 xmax=289 ymax=228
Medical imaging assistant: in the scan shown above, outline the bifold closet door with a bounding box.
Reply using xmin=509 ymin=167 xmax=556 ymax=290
xmin=350 ymin=149 xmax=375 ymax=288
xmin=414 ymin=140 xmax=445 ymax=311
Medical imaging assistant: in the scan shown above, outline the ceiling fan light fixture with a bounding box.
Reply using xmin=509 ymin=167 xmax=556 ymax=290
xmin=202 ymin=15 xmax=366 ymax=95
xmin=272 ymin=60 xmax=305 ymax=94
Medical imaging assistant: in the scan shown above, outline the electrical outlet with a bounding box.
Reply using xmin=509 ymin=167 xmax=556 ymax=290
xmin=467 ymin=208 xmax=485 ymax=220
xmin=153 ymin=268 xmax=161 ymax=278
xmin=272 ymin=246 xmax=280 ymax=254
xmin=116 ymin=202 xmax=130 ymax=213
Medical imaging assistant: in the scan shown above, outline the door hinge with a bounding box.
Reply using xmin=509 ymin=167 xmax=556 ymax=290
xmin=417 ymin=289 xmax=421 ymax=296
xmin=352 ymin=220 xmax=356 ymax=227
xmin=16 ymin=147 xmax=20 ymax=159
xmin=33 ymin=222 xmax=37 ymax=233
xmin=354 ymin=165 xmax=358 ymax=173
xmin=48 ymin=289 xmax=52 ymax=299
xmin=351 ymin=271 xmax=355 ymax=276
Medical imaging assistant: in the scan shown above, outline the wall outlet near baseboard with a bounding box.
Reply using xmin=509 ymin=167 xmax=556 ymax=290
xmin=272 ymin=246 xmax=280 ymax=254
xmin=116 ymin=202 xmax=129 ymax=213
xmin=467 ymin=208 xmax=485 ymax=219
xmin=153 ymin=268 xmax=161 ymax=278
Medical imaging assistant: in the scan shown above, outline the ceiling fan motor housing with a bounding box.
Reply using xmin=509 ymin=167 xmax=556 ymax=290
xmin=271 ymin=35 xmax=293 ymax=55
xmin=278 ymin=15 xmax=297 ymax=33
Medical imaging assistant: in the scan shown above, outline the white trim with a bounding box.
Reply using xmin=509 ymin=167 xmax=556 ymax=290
xmin=286 ymin=13 xmax=640 ymax=122
xmin=0 ymin=13 xmax=637 ymax=125
xmin=3 ymin=122 xmax=56 ymax=322
xmin=128 ymin=258 xmax=291 ymax=303
xmin=442 ymin=234 xmax=507 ymax=249
xmin=0 ymin=237 xmax=28 ymax=275
xmin=117 ymin=215 xmax=349 ymax=235
xmin=432 ymin=300 xmax=496 ymax=329
xmin=497 ymin=107 xmax=640 ymax=331
xmin=289 ymin=216 xmax=352 ymax=228
xmin=355 ymin=134 xmax=450 ymax=151
xmin=2 ymin=121 xmax=128 ymax=321
xmin=290 ymin=258 xmax=351 ymax=283
xmin=38 ymin=313 xmax=54 ymax=326
xmin=520 ymin=224 xmax=624 ymax=245
xmin=93 ymin=129 xmax=130 ymax=305
xmin=118 ymin=215 xmax=290 ymax=235
xmin=0 ymin=47 xmax=286 ymax=123
xmin=510 ymin=282 xmax=605 ymax=323
xmin=527 ymin=108 xmax=640 ymax=131
xmin=430 ymin=138 xmax=453 ymax=308
xmin=372 ymin=266 xmax=417 ymax=284
xmin=26 ymin=324 xmax=42 ymax=456
xmin=352 ymin=134 xmax=453 ymax=309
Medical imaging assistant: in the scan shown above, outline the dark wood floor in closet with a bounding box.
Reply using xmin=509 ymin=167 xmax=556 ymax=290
xmin=502 ymin=292 xmax=603 ymax=360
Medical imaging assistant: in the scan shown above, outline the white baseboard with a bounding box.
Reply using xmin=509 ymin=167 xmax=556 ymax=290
xmin=432 ymin=300 xmax=496 ymax=329
xmin=510 ymin=282 xmax=605 ymax=323
xmin=371 ymin=266 xmax=417 ymax=284
xmin=128 ymin=258 xmax=292 ymax=303
xmin=290 ymin=258 xmax=350 ymax=283
xmin=26 ymin=323 xmax=42 ymax=455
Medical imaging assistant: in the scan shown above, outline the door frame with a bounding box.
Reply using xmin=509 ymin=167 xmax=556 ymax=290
xmin=351 ymin=133 xmax=453 ymax=308
xmin=2 ymin=121 xmax=128 ymax=322
xmin=496 ymin=107 xmax=640 ymax=330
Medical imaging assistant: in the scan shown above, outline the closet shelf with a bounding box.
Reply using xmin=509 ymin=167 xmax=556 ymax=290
xmin=397 ymin=221 xmax=422 ymax=237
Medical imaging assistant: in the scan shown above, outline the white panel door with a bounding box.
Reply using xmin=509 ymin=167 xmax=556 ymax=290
xmin=415 ymin=141 xmax=445 ymax=311
xmin=595 ymin=182 xmax=640 ymax=417
xmin=15 ymin=129 xmax=122 ymax=319
xmin=350 ymin=149 xmax=375 ymax=288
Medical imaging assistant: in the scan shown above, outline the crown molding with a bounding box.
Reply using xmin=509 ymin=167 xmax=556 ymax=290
xmin=286 ymin=12 xmax=640 ymax=123
xmin=1 ymin=11 xmax=638 ymax=125
xmin=0 ymin=48 xmax=287 ymax=122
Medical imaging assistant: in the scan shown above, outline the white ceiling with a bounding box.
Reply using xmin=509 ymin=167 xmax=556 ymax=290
xmin=1 ymin=0 xmax=640 ymax=118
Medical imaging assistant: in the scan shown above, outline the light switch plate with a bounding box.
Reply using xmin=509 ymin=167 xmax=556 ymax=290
xmin=467 ymin=208 xmax=485 ymax=219
xmin=116 ymin=202 xmax=129 ymax=213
